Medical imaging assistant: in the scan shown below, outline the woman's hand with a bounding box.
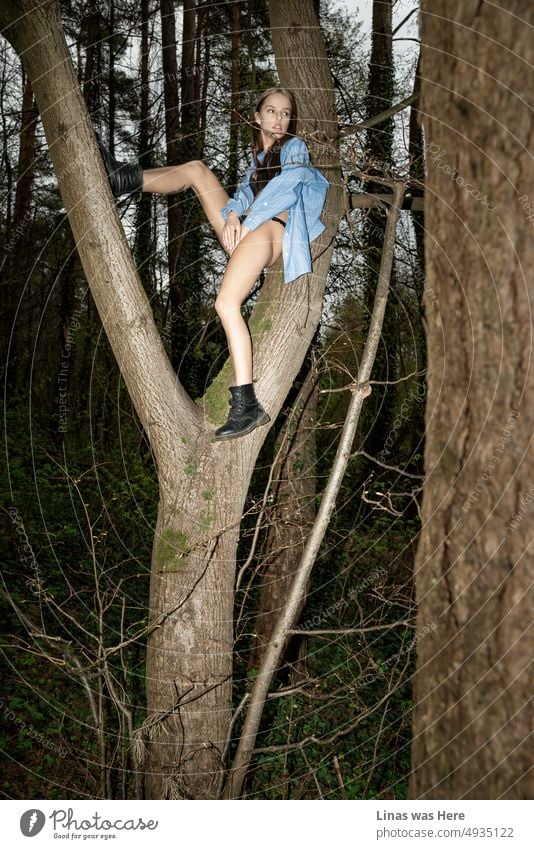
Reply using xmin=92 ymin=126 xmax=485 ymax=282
xmin=223 ymin=212 xmax=241 ymax=254
xmin=223 ymin=213 xmax=250 ymax=255
xmin=237 ymin=224 xmax=250 ymax=245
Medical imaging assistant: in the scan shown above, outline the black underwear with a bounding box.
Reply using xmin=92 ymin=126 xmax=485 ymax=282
xmin=238 ymin=214 xmax=286 ymax=228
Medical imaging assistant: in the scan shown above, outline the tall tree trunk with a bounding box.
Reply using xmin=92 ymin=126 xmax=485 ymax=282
xmin=160 ymin=0 xmax=189 ymax=380
xmin=107 ymin=0 xmax=116 ymax=151
xmin=1 ymin=67 xmax=38 ymax=390
xmin=404 ymin=48 xmax=426 ymax=471
xmin=133 ymin=0 xmax=155 ymax=300
xmin=360 ymin=0 xmax=397 ymax=462
xmin=228 ymin=0 xmax=241 ymax=190
xmin=409 ymin=51 xmax=424 ymax=273
xmin=82 ymin=0 xmax=103 ymax=117
xmin=411 ymin=0 xmax=534 ymax=799
xmin=168 ymin=0 xmax=206 ymax=391
xmin=0 ymin=44 xmax=15 ymax=231
xmin=13 ymin=71 xmax=38 ymax=230
xmin=0 ymin=0 xmax=339 ymax=799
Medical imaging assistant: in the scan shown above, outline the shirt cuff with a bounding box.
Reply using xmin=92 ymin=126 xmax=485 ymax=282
xmin=220 ymin=203 xmax=241 ymax=220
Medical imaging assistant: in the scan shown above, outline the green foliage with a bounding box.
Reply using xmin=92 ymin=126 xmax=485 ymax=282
xmin=1 ymin=398 xmax=157 ymax=799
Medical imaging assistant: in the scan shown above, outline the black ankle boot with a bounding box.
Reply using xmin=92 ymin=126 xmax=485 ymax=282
xmin=214 ymin=384 xmax=271 ymax=441
xmin=97 ymin=138 xmax=143 ymax=198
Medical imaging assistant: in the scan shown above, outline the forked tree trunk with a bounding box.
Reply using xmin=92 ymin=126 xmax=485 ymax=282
xmin=412 ymin=0 xmax=534 ymax=799
xmin=0 ymin=0 xmax=339 ymax=798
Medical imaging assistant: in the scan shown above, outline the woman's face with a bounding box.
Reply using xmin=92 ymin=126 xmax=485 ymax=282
xmin=254 ymin=93 xmax=292 ymax=149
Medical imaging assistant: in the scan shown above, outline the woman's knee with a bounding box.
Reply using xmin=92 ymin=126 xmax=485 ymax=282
xmin=187 ymin=159 xmax=212 ymax=183
xmin=214 ymin=291 xmax=240 ymax=317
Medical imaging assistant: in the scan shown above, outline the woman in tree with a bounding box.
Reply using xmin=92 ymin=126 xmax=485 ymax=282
xmin=99 ymin=87 xmax=329 ymax=440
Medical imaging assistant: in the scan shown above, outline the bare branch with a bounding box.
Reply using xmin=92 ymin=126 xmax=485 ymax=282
xmin=353 ymin=450 xmax=424 ymax=479
xmin=339 ymin=93 xmax=419 ymax=137
xmin=348 ymin=192 xmax=423 ymax=211
xmin=288 ymin=620 xmax=413 ymax=636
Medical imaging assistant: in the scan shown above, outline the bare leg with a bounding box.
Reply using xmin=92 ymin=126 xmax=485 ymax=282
xmin=142 ymin=160 xmax=231 ymax=249
xmin=142 ymin=159 xmax=287 ymax=383
xmin=214 ymin=220 xmax=284 ymax=384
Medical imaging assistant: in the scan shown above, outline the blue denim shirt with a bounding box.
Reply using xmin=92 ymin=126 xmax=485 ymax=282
xmin=220 ymin=136 xmax=329 ymax=284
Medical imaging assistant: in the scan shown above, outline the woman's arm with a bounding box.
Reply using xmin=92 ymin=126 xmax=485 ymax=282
xmin=220 ymin=164 xmax=254 ymax=220
xmin=219 ymin=164 xmax=255 ymax=254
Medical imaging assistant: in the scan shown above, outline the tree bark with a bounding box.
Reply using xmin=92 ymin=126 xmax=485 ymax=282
xmin=0 ymin=0 xmax=339 ymax=798
xmin=412 ymin=0 xmax=534 ymax=799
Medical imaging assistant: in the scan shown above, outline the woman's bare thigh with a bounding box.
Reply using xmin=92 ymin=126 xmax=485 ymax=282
xmin=143 ymin=160 xmax=231 ymax=248
xmin=216 ymin=220 xmax=285 ymax=309
xmin=189 ymin=163 xmax=232 ymax=247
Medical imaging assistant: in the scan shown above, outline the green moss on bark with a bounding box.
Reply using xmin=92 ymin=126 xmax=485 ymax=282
xmin=199 ymin=511 xmax=214 ymax=535
xmin=197 ymin=297 xmax=273 ymax=424
xmin=197 ymin=360 xmax=233 ymax=424
xmin=249 ymin=298 xmax=273 ymax=336
xmin=155 ymin=529 xmax=190 ymax=572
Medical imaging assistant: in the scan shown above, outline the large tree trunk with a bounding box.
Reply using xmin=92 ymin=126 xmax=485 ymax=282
xmin=412 ymin=0 xmax=534 ymax=799
xmin=1 ymin=0 xmax=339 ymax=798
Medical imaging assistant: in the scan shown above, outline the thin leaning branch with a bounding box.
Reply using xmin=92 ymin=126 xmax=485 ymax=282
xmin=287 ymin=619 xmax=413 ymax=636
xmin=353 ymin=449 xmax=424 ymax=479
xmin=221 ymin=180 xmax=407 ymax=800
xmin=339 ymin=92 xmax=419 ymax=137
xmin=347 ymin=192 xmax=423 ymax=211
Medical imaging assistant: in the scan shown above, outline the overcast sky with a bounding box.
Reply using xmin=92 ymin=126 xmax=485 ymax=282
xmin=331 ymin=0 xmax=420 ymax=56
